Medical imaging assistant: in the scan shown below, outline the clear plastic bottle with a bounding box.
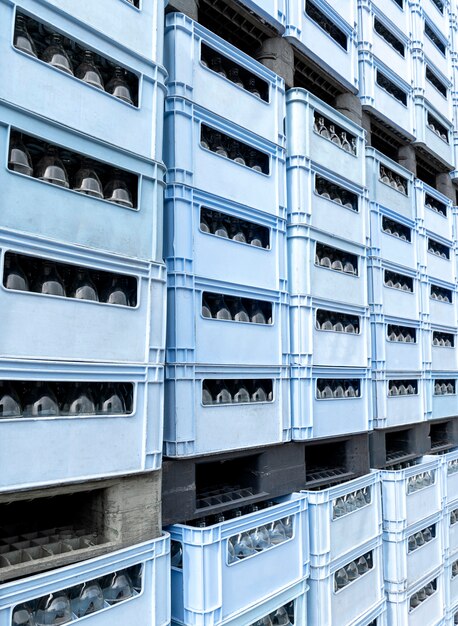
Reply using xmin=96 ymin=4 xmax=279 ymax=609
xmin=70 ymin=581 xmax=104 ymax=617
xmin=8 ymin=135 xmax=33 ymax=176
xmin=35 ymin=591 xmax=72 ymax=625
xmin=33 ymin=261 xmax=66 ymax=297
xmin=4 ymin=254 xmax=29 ymax=291
xmin=101 ymin=571 xmax=134 ymax=604
xmin=231 ymin=531 xmax=256 ymax=560
xmin=12 ymin=604 xmax=36 ymax=626
xmin=76 ymin=51 xmax=104 ymax=90
xmin=41 ymin=33 xmax=73 ymax=75
xmin=23 ymin=382 xmax=59 ymax=417
xmin=250 ymin=524 xmax=271 ymax=551
xmin=14 ymin=15 xmax=37 ymax=57
xmin=106 ymin=67 xmax=134 ymax=104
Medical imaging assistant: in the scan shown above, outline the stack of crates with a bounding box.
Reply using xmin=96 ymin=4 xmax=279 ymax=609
xmin=162 ymin=12 xmax=289 ymax=457
xmin=286 ymin=87 xmax=372 ymax=440
xmin=304 ymin=472 xmax=386 ymax=626
xmin=0 ymin=0 xmax=169 ymax=623
xmin=366 ymin=148 xmax=427 ymax=429
xmin=380 ymin=456 xmax=446 ymax=624
xmin=442 ymin=448 xmax=458 ymax=623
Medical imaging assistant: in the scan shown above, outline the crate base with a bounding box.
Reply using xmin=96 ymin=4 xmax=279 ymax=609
xmin=370 ymin=423 xmax=431 ymax=468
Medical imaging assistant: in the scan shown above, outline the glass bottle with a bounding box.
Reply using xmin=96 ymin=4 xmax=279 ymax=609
xmin=106 ymin=67 xmax=134 ymax=104
xmin=272 ymin=606 xmax=292 ymax=626
xmin=228 ymin=139 xmax=246 ymax=166
xmin=12 ymin=604 xmax=36 ymax=626
xmin=210 ymin=132 xmax=228 ymax=158
xmin=104 ymin=171 xmax=133 ymax=208
xmin=36 ymin=146 xmax=69 ymax=188
xmin=101 ymin=571 xmax=134 ymax=604
xmin=230 ymin=220 xmax=247 ymax=243
xmin=73 ymin=160 xmax=104 ymax=199
xmin=76 ymin=50 xmax=104 ymax=90
xmin=69 ymin=269 xmax=99 ymax=301
xmin=248 ymin=226 xmax=264 ymax=248
xmin=329 ymin=125 xmax=340 ymax=146
xmin=14 ymin=15 xmax=37 ymax=57
xmin=8 ymin=135 xmax=33 ymax=176
xmin=246 ymin=76 xmax=261 ymax=98
xmin=70 ymin=581 xmax=104 ymax=617
xmin=213 ymin=214 xmax=229 ymax=238
xmin=202 ymin=295 xmax=213 ymax=318
xmin=3 ymin=253 xmax=29 ymax=291
xmin=0 ymin=381 xmax=22 ymax=418
xmin=345 ymin=560 xmax=359 ymax=582
xmin=340 ymin=132 xmax=352 ymax=152
xmin=316 ymin=177 xmax=331 ymax=199
xmin=251 ymin=383 xmax=267 ymax=402
xmin=32 ymin=261 xmax=66 ymax=297
xmin=334 ymin=568 xmax=348 ymax=591
xmin=233 ymin=380 xmax=250 ymax=403
xmin=355 ymin=555 xmax=369 ymax=575
xmin=247 ymin=149 xmax=263 ymax=173
xmin=215 ymin=381 xmax=232 ymax=404
xmin=101 ymin=276 xmax=130 ymax=306
xmin=228 ymin=67 xmax=244 ymax=88
xmin=23 ymin=382 xmax=59 ymax=417
xmin=232 ymin=297 xmax=250 ymax=322
xmin=250 ymin=524 xmax=271 ymax=551
xmin=209 ymin=55 xmax=227 ymax=78
xmin=317 ymin=117 xmax=330 ymax=139
xmin=41 ymin=33 xmax=73 ymax=75
xmin=62 ymin=383 xmax=95 ymax=416
xmin=250 ymin=301 xmax=266 ymax=324
xmin=98 ymin=383 xmax=126 ymax=414
xmin=202 ymin=382 xmax=213 ymax=405
xmin=35 ymin=591 xmax=72 ymax=625
xmin=231 ymin=531 xmax=256 ymax=559
xmin=215 ymin=295 xmax=232 ymax=320
xmin=200 ymin=212 xmax=211 ymax=233
xmin=171 ymin=541 xmax=183 ymax=568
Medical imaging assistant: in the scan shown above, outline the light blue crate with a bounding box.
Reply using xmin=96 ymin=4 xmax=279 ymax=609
xmin=164 ymin=13 xmax=285 ymax=146
xmin=236 ymin=0 xmax=286 ymax=32
xmin=0 ymin=536 xmax=170 ymax=626
xmin=168 ymin=493 xmax=309 ymax=626
xmin=430 ymin=371 xmax=458 ymax=419
xmin=383 ymin=511 xmax=445 ymax=591
xmin=286 ymin=156 xmax=369 ymax=246
xmin=366 ymin=148 xmax=416 ymax=219
xmin=379 ymin=455 xmax=443 ymax=532
xmin=303 ymin=472 xmax=382 ymax=568
xmin=0 ymin=0 xmax=166 ymax=160
xmin=359 ymin=53 xmax=415 ymax=139
xmin=413 ymin=97 xmax=454 ymax=168
xmin=0 ymin=360 xmax=163 ymax=492
xmin=0 ymin=106 xmax=164 ymax=262
xmin=421 ymin=277 xmax=458 ymax=328
xmin=415 ymin=180 xmax=454 ymax=242
xmin=284 ymin=0 xmax=358 ymax=92
xmin=372 ymin=370 xmax=426 ymax=429
xmin=370 ymin=315 xmax=423 ymax=371
xmin=287 ymin=224 xmax=368 ymax=308
xmin=385 ymin=566 xmax=446 ymax=626
xmin=353 ymin=599 xmax=388 ymax=626
xmin=33 ymin=0 xmax=165 ymax=64
xmin=289 ymin=296 xmax=371 ymax=368
xmin=166 ymin=272 xmax=289 ymax=366
xmin=444 ymin=499 xmax=458 ymax=561
xmin=164 ymin=184 xmax=287 ymax=292
xmin=286 ymin=89 xmax=365 ymax=187
xmin=174 ymin=579 xmax=309 ymax=626
xmin=369 ymin=204 xmax=418 ymax=271
xmin=290 ymin=365 xmax=373 ymax=441
xmin=419 ymin=232 xmax=457 ymax=286
xmin=441 ymin=449 xmax=458 ymax=509
xmin=368 ymin=258 xmax=422 ymax=322
xmin=163 ymin=96 xmax=286 ymax=218
xmin=445 ymin=552 xmax=458 ymax=610
xmin=0 ymin=230 xmax=166 ymax=364
xmin=447 ymin=602 xmax=458 ymax=625
xmin=164 ymin=363 xmax=290 ymax=457
xmin=414 ymin=55 xmax=453 ymax=126
xmin=307 ymin=536 xmax=384 ymax=626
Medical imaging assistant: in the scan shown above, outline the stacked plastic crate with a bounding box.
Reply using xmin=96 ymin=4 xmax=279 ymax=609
xmin=286 ymin=88 xmax=372 ymax=441
xmin=162 ymin=12 xmax=311 ymax=626
xmin=380 ymin=456 xmax=446 ymax=624
xmin=442 ymin=448 xmax=458 ymax=623
xmin=0 ymin=0 xmax=169 ymax=623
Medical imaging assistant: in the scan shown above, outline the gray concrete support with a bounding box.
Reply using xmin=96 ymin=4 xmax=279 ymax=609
xmin=436 ymin=172 xmax=456 ymax=202
xmin=166 ymin=0 xmax=199 ymax=21
xmin=255 ymin=37 xmax=295 ymax=88
xmin=398 ymin=144 xmax=417 ymax=176
xmin=334 ymin=92 xmax=363 ymax=127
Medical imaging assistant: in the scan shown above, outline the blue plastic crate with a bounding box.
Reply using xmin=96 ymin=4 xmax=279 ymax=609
xmin=287 ymin=225 xmax=368 ymax=308
xmin=286 ymin=156 xmax=369 ymax=245
xmin=0 ymin=360 xmax=163 ymax=492
xmin=379 ymin=456 xmax=443 ymax=532
xmin=303 ymin=472 xmax=382 ymax=568
xmin=289 ymin=296 xmax=371 ymax=368
xmin=286 ymin=89 xmax=365 ymax=187
xmin=415 ymin=181 xmax=454 ymax=242
xmin=290 ymin=365 xmax=373 ymax=441
xmin=0 ymin=230 xmax=166 ymax=364
xmin=236 ymin=0 xmax=286 ymax=32
xmin=168 ymin=493 xmax=309 ymax=626
xmin=429 ymin=371 xmax=458 ymax=419
xmin=164 ymin=184 xmax=287 ymax=292
xmin=421 ymin=277 xmax=457 ymax=328
xmin=358 ymin=2 xmax=411 ymax=84
xmin=163 ymin=96 xmax=286 ymax=218
xmin=29 ymin=0 xmax=165 ymax=63
xmin=441 ymin=449 xmax=458 ymax=508
xmin=370 ymin=315 xmax=423 ymax=371
xmin=368 ymin=258 xmax=422 ymax=322
xmin=307 ymin=536 xmax=384 ymax=626
xmin=414 ymin=55 xmax=453 ymax=125
xmin=166 ymin=272 xmax=289 ymax=366
xmin=413 ymin=98 xmax=454 ymax=168
xmin=385 ymin=566 xmax=446 ymax=626
xmin=284 ymin=0 xmax=358 ymax=92
xmin=366 ymin=148 xmax=416 ymax=219
xmin=419 ymin=232 xmax=457 ymax=286
xmin=164 ymin=363 xmax=290 ymax=457
xmin=418 ymin=0 xmax=452 ymax=64
xmin=445 ymin=552 xmax=458 ymax=610
xmin=164 ymin=13 xmax=285 ymax=147
xmin=369 ymin=204 xmax=418 ymax=271
xmin=444 ymin=499 xmax=458 ymax=558
xmin=383 ymin=511 xmax=445 ymax=591
xmin=353 ymin=599 xmax=388 ymax=626
xmin=0 ymin=106 xmax=164 ymax=262
xmin=0 ymin=0 xmax=166 ymax=160
xmin=0 ymin=536 xmax=170 ymax=626
xmin=372 ymin=370 xmax=426 ymax=429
